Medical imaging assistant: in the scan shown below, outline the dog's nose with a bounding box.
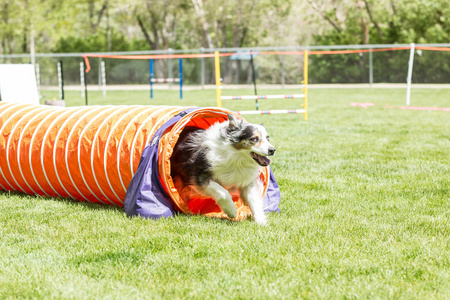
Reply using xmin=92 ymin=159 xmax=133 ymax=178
xmin=268 ymin=147 xmax=276 ymax=156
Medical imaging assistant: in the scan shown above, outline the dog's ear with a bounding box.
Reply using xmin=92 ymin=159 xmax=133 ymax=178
xmin=227 ymin=114 xmax=242 ymax=131
xmin=260 ymin=122 xmax=264 ymax=127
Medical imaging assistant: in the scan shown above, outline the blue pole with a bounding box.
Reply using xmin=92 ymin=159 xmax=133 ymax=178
xmin=179 ymin=58 xmax=183 ymax=99
xmin=149 ymin=59 xmax=154 ymax=99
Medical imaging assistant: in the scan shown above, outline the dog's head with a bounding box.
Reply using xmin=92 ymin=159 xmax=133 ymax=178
xmin=225 ymin=114 xmax=276 ymax=167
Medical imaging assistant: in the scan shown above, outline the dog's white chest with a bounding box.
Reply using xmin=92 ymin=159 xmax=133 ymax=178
xmin=210 ymin=153 xmax=261 ymax=188
xmin=213 ymin=167 xmax=259 ymax=188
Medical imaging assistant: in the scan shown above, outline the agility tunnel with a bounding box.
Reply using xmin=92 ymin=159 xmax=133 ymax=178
xmin=0 ymin=102 xmax=280 ymax=220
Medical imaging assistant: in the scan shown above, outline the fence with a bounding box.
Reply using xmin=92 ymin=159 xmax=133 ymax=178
xmin=1 ymin=43 xmax=449 ymax=89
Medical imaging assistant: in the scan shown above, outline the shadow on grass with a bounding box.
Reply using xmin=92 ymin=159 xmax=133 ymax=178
xmin=0 ymin=190 xmax=124 ymax=214
xmin=0 ymin=190 xmax=261 ymax=225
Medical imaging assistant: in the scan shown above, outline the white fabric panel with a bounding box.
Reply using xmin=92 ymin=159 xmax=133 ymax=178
xmin=0 ymin=64 xmax=39 ymax=105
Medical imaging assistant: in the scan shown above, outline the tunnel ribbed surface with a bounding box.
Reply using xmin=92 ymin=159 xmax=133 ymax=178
xmin=0 ymin=103 xmax=184 ymax=205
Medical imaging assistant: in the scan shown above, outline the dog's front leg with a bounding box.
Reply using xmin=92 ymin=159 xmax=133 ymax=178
xmin=200 ymin=180 xmax=237 ymax=219
xmin=239 ymin=179 xmax=267 ymax=225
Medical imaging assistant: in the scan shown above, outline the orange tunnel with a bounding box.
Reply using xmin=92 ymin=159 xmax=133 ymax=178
xmin=0 ymin=103 xmax=270 ymax=220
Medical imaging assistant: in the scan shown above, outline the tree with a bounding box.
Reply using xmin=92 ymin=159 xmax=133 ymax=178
xmin=191 ymin=0 xmax=214 ymax=49
xmin=115 ymin=0 xmax=191 ymax=51
xmin=306 ymin=0 xmax=450 ymax=45
xmin=306 ymin=0 xmax=450 ymax=83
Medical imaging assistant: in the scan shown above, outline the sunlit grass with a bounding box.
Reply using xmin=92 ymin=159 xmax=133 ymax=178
xmin=1 ymin=87 xmax=449 ymax=298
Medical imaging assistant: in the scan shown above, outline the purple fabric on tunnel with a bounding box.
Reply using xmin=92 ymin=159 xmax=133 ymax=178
xmin=124 ymin=108 xmax=198 ymax=219
xmin=124 ymin=109 xmax=281 ymax=219
xmin=263 ymin=167 xmax=281 ymax=213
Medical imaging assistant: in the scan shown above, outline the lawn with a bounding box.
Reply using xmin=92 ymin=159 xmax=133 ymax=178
xmin=1 ymin=87 xmax=449 ymax=299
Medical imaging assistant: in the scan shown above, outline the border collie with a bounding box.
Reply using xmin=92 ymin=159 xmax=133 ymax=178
xmin=171 ymin=114 xmax=276 ymax=225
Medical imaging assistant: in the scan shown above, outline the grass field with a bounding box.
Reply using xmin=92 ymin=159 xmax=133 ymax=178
xmin=1 ymin=87 xmax=449 ymax=299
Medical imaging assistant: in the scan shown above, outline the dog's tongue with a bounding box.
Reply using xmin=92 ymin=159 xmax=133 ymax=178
xmin=251 ymin=152 xmax=270 ymax=167
xmin=259 ymin=156 xmax=270 ymax=166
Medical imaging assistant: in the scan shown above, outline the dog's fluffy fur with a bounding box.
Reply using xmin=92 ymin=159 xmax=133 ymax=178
xmin=171 ymin=114 xmax=276 ymax=225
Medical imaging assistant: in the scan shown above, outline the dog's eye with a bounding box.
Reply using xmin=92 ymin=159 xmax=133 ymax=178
xmin=266 ymin=136 xmax=270 ymax=141
xmin=250 ymin=137 xmax=259 ymax=143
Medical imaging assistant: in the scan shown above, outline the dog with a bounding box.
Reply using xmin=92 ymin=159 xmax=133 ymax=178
xmin=171 ymin=114 xmax=276 ymax=225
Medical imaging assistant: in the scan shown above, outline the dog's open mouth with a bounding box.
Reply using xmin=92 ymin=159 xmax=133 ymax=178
xmin=250 ymin=152 xmax=270 ymax=166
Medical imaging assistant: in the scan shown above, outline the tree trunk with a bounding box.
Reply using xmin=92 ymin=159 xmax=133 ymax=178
xmin=191 ymin=0 xmax=214 ymax=49
xmin=106 ymin=5 xmax=111 ymax=51
xmin=306 ymin=0 xmax=342 ymax=32
xmin=30 ymin=22 xmax=35 ymax=67
xmin=136 ymin=15 xmax=156 ymax=49
xmin=363 ymin=0 xmax=383 ymax=39
xmin=360 ymin=18 xmax=369 ymax=82
xmin=22 ymin=25 xmax=28 ymax=53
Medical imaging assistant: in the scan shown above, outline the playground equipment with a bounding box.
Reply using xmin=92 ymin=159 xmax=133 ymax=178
xmin=0 ymin=102 xmax=280 ymax=220
xmin=150 ymin=58 xmax=183 ymax=99
xmin=215 ymin=51 xmax=309 ymax=120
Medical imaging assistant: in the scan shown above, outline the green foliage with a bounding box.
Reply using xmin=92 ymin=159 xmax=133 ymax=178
xmin=52 ymin=32 xmax=154 ymax=85
xmin=1 ymin=0 xmax=449 ymax=56
xmin=53 ymin=32 xmax=133 ymax=53
xmin=309 ymin=0 xmax=450 ymax=83
xmin=312 ymin=0 xmax=450 ymax=45
xmin=395 ymin=0 xmax=450 ymax=43
xmin=2 ymin=0 xmax=450 ymax=85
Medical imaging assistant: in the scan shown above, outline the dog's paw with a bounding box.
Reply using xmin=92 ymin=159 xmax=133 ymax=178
xmin=215 ymin=193 xmax=237 ymax=219
xmin=222 ymin=202 xmax=237 ymax=219
xmin=253 ymin=214 xmax=267 ymax=226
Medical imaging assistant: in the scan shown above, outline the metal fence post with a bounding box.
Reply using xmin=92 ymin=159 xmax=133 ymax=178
xmin=101 ymin=61 xmax=106 ymax=98
xmin=406 ymin=43 xmax=415 ymax=106
xmin=35 ymin=60 xmax=40 ymax=97
xmin=83 ymin=60 xmax=88 ymax=105
xmin=98 ymin=57 xmax=102 ymax=88
xmin=281 ymin=55 xmax=285 ymax=88
xmin=369 ymin=47 xmax=373 ymax=87
xmin=150 ymin=59 xmax=154 ymax=99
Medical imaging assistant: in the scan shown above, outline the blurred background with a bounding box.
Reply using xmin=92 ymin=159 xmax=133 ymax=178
xmin=0 ymin=0 xmax=449 ymax=87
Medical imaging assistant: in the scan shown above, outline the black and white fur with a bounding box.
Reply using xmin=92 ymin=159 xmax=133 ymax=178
xmin=171 ymin=114 xmax=276 ymax=225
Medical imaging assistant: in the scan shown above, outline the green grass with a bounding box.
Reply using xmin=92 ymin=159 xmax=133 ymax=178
xmin=1 ymin=87 xmax=450 ymax=299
